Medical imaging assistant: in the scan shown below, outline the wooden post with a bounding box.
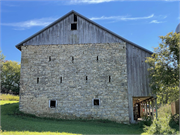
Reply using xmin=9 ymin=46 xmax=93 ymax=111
xmin=155 ymin=98 xmax=158 ymax=119
xmin=146 ymin=101 xmax=148 ymax=116
xmin=152 ymin=100 xmax=154 ymax=119
xmin=148 ymin=101 xmax=150 ymax=116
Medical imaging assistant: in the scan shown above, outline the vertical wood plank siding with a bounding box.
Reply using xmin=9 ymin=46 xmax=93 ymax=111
xmin=23 ymin=14 xmax=123 ymax=45
xmin=126 ymin=43 xmax=152 ymax=97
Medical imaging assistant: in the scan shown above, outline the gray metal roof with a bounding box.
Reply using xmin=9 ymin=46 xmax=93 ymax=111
xmin=15 ymin=10 xmax=153 ymax=54
xmin=176 ymin=23 xmax=180 ymax=33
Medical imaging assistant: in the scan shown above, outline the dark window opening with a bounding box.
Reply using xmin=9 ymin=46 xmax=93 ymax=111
xmin=60 ymin=77 xmax=62 ymax=83
xmin=86 ymin=76 xmax=88 ymax=80
xmin=109 ymin=76 xmax=111 ymax=82
xmin=50 ymin=100 xmax=56 ymax=108
xmin=74 ymin=14 xmax=77 ymax=22
xmin=37 ymin=78 xmax=39 ymax=84
xmin=72 ymin=56 xmax=74 ymax=63
xmin=71 ymin=23 xmax=77 ymax=30
xmin=97 ymin=56 xmax=98 ymax=61
xmin=94 ymin=99 xmax=99 ymax=106
xmin=49 ymin=56 xmax=51 ymax=61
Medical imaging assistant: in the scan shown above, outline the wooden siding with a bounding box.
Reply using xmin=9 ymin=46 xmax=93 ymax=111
xmin=23 ymin=14 xmax=123 ymax=45
xmin=126 ymin=43 xmax=152 ymax=97
xmin=126 ymin=43 xmax=152 ymax=123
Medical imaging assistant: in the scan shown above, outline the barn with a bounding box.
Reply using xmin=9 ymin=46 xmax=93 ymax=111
xmin=16 ymin=10 xmax=157 ymax=124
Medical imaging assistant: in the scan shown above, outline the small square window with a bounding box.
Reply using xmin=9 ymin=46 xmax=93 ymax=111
xmin=71 ymin=23 xmax=77 ymax=30
xmin=93 ymin=99 xmax=100 ymax=106
xmin=49 ymin=100 xmax=56 ymax=108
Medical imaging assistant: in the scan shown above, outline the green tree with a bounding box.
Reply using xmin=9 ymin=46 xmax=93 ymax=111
xmin=1 ymin=61 xmax=21 ymax=95
xmin=145 ymin=32 xmax=180 ymax=104
xmin=0 ymin=50 xmax=5 ymax=63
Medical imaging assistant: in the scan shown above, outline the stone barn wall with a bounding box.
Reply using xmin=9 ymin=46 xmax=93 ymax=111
xmin=19 ymin=43 xmax=129 ymax=124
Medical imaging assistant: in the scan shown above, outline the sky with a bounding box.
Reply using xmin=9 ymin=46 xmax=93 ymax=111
xmin=1 ymin=0 xmax=180 ymax=62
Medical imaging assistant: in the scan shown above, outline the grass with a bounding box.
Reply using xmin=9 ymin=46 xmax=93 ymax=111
xmin=0 ymin=94 xmax=19 ymax=101
xmin=1 ymin=100 xmax=144 ymax=135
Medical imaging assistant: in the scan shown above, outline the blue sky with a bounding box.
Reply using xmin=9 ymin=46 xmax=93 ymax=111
xmin=1 ymin=0 xmax=180 ymax=62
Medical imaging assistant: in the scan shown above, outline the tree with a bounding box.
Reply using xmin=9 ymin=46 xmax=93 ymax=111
xmin=145 ymin=32 xmax=180 ymax=104
xmin=1 ymin=61 xmax=21 ymax=95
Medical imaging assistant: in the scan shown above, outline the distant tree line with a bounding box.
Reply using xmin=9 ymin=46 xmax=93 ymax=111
xmin=0 ymin=50 xmax=20 ymax=95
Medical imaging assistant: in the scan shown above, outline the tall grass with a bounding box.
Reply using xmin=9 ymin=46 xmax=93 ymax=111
xmin=0 ymin=94 xmax=19 ymax=101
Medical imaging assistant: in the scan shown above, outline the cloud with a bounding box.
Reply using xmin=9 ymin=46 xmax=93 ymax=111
xmin=90 ymin=14 xmax=154 ymax=21
xmin=68 ymin=0 xmax=180 ymax=4
xmin=1 ymin=17 xmax=58 ymax=30
xmin=69 ymin=0 xmax=119 ymax=4
xmin=150 ymin=20 xmax=164 ymax=23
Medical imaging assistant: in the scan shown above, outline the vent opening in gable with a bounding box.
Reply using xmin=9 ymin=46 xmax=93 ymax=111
xmin=74 ymin=14 xmax=77 ymax=22
xmin=71 ymin=23 xmax=77 ymax=30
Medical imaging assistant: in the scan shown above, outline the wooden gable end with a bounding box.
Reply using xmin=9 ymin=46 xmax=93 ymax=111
xmin=22 ymin=13 xmax=123 ymax=46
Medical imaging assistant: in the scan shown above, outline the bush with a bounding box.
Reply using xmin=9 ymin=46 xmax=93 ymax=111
xmin=139 ymin=115 xmax=152 ymax=128
xmin=143 ymin=104 xmax=179 ymax=135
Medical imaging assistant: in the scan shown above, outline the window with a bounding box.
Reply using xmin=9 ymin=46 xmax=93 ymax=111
xmin=74 ymin=14 xmax=77 ymax=22
xmin=97 ymin=56 xmax=98 ymax=62
xmin=49 ymin=100 xmax=56 ymax=108
xmin=93 ymin=99 xmax=100 ymax=106
xmin=49 ymin=56 xmax=51 ymax=61
xmin=37 ymin=78 xmax=39 ymax=84
xmin=109 ymin=76 xmax=111 ymax=83
xmin=71 ymin=23 xmax=77 ymax=30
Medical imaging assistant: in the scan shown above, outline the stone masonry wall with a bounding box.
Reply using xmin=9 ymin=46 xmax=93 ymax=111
xmin=19 ymin=43 xmax=129 ymax=124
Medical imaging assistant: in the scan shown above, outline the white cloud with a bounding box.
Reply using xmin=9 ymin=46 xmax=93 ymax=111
xmin=69 ymin=0 xmax=119 ymax=4
xmin=1 ymin=17 xmax=57 ymax=30
xmin=90 ymin=14 xmax=154 ymax=21
xmin=68 ymin=0 xmax=180 ymax=4
xmin=150 ymin=20 xmax=163 ymax=23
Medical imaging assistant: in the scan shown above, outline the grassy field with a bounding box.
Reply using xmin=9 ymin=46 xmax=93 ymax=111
xmin=0 ymin=94 xmax=19 ymax=101
xmin=1 ymin=100 xmax=144 ymax=135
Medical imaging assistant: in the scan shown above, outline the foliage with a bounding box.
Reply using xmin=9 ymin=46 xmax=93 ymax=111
xmin=139 ymin=115 xmax=152 ymax=128
xmin=145 ymin=32 xmax=180 ymax=104
xmin=143 ymin=104 xmax=179 ymax=134
xmin=1 ymin=61 xmax=21 ymax=95
xmin=1 ymin=101 xmax=144 ymax=134
xmin=0 ymin=50 xmax=5 ymax=63
xmin=0 ymin=94 xmax=19 ymax=101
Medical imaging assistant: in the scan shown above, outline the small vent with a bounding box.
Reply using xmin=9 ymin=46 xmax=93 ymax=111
xmin=72 ymin=56 xmax=74 ymax=63
xmin=109 ymin=76 xmax=111 ymax=83
xmin=60 ymin=77 xmax=62 ymax=83
xmin=97 ymin=56 xmax=98 ymax=62
xmin=71 ymin=23 xmax=77 ymax=30
xmin=49 ymin=56 xmax=51 ymax=61
xmin=37 ymin=78 xmax=39 ymax=84
xmin=86 ymin=76 xmax=88 ymax=83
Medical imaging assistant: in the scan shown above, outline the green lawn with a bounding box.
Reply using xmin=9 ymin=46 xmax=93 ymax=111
xmin=1 ymin=101 xmax=144 ymax=135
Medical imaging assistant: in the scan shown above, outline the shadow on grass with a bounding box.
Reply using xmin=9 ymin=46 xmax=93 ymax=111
xmin=1 ymin=103 xmax=144 ymax=134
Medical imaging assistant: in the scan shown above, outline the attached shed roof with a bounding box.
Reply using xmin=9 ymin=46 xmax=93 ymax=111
xmin=15 ymin=10 xmax=153 ymax=54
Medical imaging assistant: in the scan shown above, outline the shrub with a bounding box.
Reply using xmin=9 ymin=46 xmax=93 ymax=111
xmin=143 ymin=104 xmax=179 ymax=135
